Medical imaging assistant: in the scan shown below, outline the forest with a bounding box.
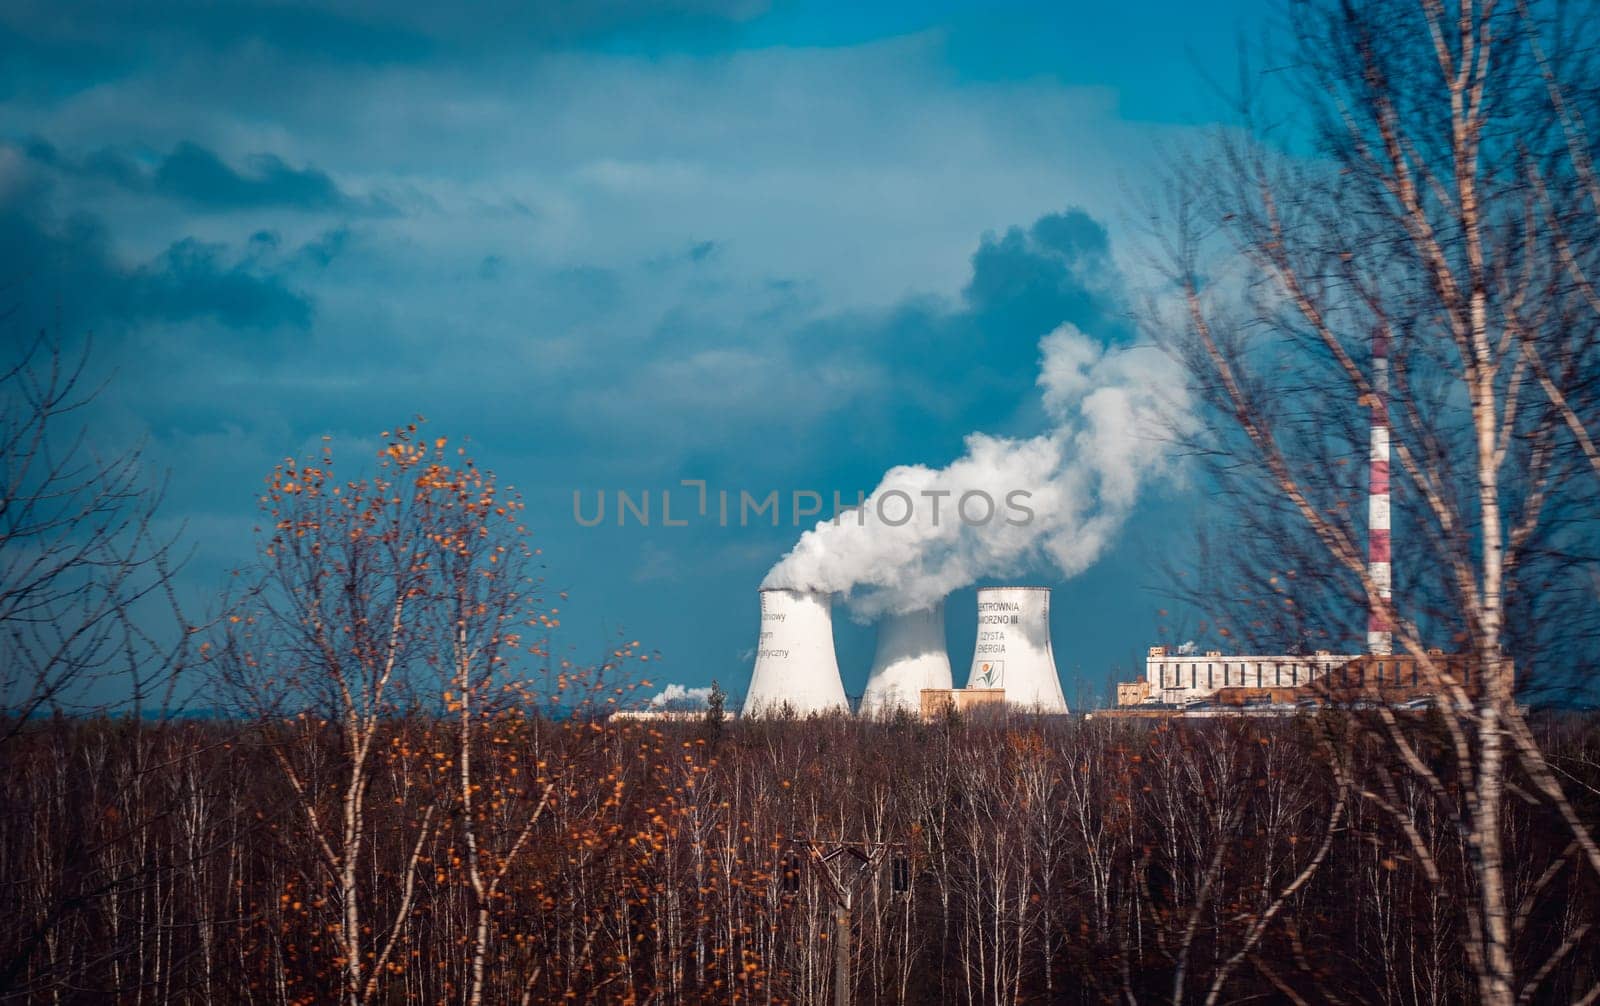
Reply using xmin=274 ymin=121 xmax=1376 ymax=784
xmin=2 ymin=708 xmax=1597 ymax=1005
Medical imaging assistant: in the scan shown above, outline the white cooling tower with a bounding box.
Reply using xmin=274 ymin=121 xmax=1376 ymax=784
xmin=965 ymin=586 xmax=1069 ymax=713
xmin=860 ymin=602 xmax=953 ymax=717
xmin=742 ymin=588 xmax=850 ymax=717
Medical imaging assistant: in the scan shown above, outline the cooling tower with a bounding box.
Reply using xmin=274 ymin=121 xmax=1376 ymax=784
xmin=742 ymin=588 xmax=850 ymax=717
xmin=860 ymin=602 xmax=953 ymax=717
xmin=965 ymin=586 xmax=1069 ymax=713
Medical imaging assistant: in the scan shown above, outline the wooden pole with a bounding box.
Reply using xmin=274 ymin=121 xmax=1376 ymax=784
xmin=834 ymin=900 xmax=852 ymax=1006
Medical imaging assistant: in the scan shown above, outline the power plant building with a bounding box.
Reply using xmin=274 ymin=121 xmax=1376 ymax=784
xmin=1109 ymin=648 xmax=1489 ymax=714
xmin=965 ymin=586 xmax=1069 ymax=713
xmin=742 ymin=588 xmax=850 ymax=717
xmin=741 ymin=586 xmax=1074 ymax=718
xmin=860 ymin=602 xmax=953 ymax=717
xmin=1108 ymin=342 xmax=1432 ymax=714
xmin=1139 ymin=646 xmax=1356 ymax=706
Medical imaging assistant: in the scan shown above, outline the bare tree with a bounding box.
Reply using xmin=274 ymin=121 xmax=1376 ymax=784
xmin=414 ymin=437 xmax=642 ymax=1005
xmin=0 ymin=333 xmax=212 ymax=999
xmin=415 ymin=438 xmax=548 ymax=1006
xmin=1150 ymin=2 xmax=1600 ymax=1001
xmin=216 ymin=424 xmax=442 ymax=1006
xmin=0 ymin=335 xmax=193 ymax=739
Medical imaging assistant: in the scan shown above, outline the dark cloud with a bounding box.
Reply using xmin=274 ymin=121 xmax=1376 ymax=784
xmin=154 ymin=142 xmax=369 ymax=213
xmin=22 ymin=138 xmax=390 ymax=215
xmin=132 ymin=237 xmax=312 ymax=329
xmin=780 ymin=208 xmax=1126 ymax=464
xmin=1 ymin=0 xmax=768 ymax=92
xmin=24 ymin=138 xmax=145 ymax=189
xmin=435 ymin=206 xmax=1133 ymax=518
xmin=95 ymin=205 xmax=1121 ymax=510
xmin=0 ymin=183 xmax=312 ymax=338
xmin=966 ymin=209 xmax=1115 ymax=341
xmin=0 ymin=22 xmax=137 ymax=99
xmin=298 ymin=227 xmax=353 ymax=268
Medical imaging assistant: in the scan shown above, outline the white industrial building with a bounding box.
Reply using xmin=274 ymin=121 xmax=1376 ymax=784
xmin=964 ymin=586 xmax=1069 ymax=713
xmin=860 ymin=602 xmax=953 ymax=717
xmin=743 ymin=585 xmax=1073 ymax=718
xmin=1139 ymin=645 xmax=1357 ymax=706
xmin=742 ymin=588 xmax=850 ymax=717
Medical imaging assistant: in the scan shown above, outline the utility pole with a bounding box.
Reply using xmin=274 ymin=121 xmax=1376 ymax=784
xmin=788 ymin=838 xmax=908 ymax=1006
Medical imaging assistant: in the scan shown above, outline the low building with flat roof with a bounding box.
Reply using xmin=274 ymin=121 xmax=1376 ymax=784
xmin=1111 ymin=646 xmax=1487 ymax=714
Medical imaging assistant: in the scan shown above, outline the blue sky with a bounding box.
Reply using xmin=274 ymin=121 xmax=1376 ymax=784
xmin=1 ymin=0 xmax=1269 ymax=706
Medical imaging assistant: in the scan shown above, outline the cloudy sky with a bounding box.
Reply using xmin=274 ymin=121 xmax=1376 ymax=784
xmin=1 ymin=0 xmax=1268 ymax=705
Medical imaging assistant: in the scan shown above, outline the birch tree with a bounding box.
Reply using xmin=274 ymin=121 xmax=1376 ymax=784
xmin=1151 ymin=2 xmax=1600 ymax=1000
xmin=217 ymin=424 xmax=442 ymax=1006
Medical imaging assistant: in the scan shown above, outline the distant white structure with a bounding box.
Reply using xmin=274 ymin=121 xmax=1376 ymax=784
xmin=611 ymin=709 xmax=710 ymax=722
xmin=964 ymin=586 xmax=1068 ymax=713
xmin=860 ymin=602 xmax=953 ymax=717
xmin=1142 ymin=645 xmax=1358 ymax=705
xmin=742 ymin=588 xmax=849 ymax=717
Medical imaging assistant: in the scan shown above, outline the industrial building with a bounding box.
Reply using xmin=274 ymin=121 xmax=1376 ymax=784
xmin=1103 ymin=330 xmax=1473 ymax=716
xmin=742 ymin=585 xmax=1070 ymax=718
xmin=1108 ymin=649 xmax=1484 ymax=715
xmin=860 ymin=602 xmax=953 ymax=717
xmin=963 ymin=586 xmax=1068 ymax=713
xmin=740 ymin=342 xmax=1442 ymax=722
xmin=742 ymin=588 xmax=850 ymax=717
xmin=1138 ymin=646 xmax=1357 ymax=706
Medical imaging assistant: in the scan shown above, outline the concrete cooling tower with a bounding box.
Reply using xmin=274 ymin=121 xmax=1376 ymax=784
xmin=860 ymin=602 xmax=953 ymax=717
xmin=965 ymin=586 xmax=1069 ymax=713
xmin=742 ymin=588 xmax=850 ymax=717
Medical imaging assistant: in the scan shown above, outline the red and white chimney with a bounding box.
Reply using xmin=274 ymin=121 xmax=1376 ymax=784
xmin=1367 ymin=329 xmax=1393 ymax=655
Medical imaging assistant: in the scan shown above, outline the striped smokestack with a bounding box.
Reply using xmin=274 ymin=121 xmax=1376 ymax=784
xmin=1367 ymin=329 xmax=1393 ymax=655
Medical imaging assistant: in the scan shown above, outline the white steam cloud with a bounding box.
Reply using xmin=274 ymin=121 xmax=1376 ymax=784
xmin=763 ymin=324 xmax=1188 ymax=618
xmin=648 ymin=683 xmax=714 ymax=709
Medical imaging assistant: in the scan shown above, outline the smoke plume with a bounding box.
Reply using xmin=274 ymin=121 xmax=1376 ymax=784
xmin=763 ymin=324 xmax=1188 ymax=618
xmin=647 ymin=683 xmax=714 ymax=709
